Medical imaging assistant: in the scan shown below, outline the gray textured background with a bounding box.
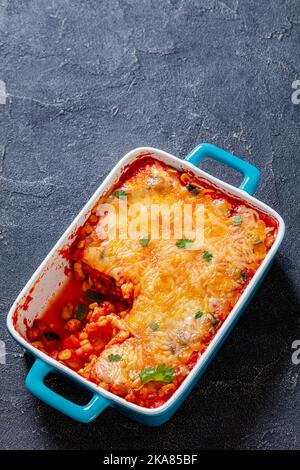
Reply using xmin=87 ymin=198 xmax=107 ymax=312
xmin=0 ymin=0 xmax=300 ymax=450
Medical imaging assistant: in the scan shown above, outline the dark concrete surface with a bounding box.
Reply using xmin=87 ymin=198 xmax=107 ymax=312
xmin=0 ymin=0 xmax=300 ymax=450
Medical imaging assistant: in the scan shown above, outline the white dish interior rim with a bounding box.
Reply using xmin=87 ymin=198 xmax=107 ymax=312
xmin=6 ymin=146 xmax=285 ymax=417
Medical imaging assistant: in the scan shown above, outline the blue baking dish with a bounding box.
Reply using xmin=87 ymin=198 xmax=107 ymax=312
xmin=7 ymin=143 xmax=285 ymax=425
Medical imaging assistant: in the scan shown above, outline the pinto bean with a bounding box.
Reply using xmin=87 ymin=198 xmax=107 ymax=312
xmin=64 ymin=318 xmax=81 ymax=332
xmin=75 ymin=342 xmax=94 ymax=359
xmin=61 ymin=302 xmax=74 ymax=321
xmin=27 ymin=327 xmax=40 ymax=342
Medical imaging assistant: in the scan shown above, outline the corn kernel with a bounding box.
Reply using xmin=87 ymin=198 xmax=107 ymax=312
xmin=180 ymin=173 xmax=191 ymax=185
xmin=87 ymin=311 xmax=93 ymax=321
xmin=74 ymin=262 xmax=84 ymax=280
xmin=58 ymin=350 xmax=72 ymax=361
xmin=79 ymin=332 xmax=88 ymax=340
xmin=89 ymin=302 xmax=98 ymax=309
xmin=80 ymin=339 xmax=89 ymax=346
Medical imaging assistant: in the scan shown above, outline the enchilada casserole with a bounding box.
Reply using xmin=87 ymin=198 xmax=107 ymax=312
xmin=25 ymin=157 xmax=278 ymax=408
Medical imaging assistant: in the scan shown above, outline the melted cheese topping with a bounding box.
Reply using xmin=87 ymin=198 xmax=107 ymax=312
xmin=77 ymin=159 xmax=276 ymax=395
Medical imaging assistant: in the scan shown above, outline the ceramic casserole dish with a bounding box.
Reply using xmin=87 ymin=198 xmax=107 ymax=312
xmin=7 ymin=143 xmax=285 ymax=425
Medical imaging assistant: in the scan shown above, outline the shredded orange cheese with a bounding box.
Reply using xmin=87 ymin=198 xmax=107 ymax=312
xmin=73 ymin=159 xmax=277 ymax=397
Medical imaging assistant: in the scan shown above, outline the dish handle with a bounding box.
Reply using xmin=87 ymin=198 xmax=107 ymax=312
xmin=184 ymin=143 xmax=260 ymax=195
xmin=25 ymin=359 xmax=109 ymax=423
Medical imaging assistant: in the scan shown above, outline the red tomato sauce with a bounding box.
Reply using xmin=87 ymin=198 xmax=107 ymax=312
xmin=21 ymin=156 xmax=278 ymax=408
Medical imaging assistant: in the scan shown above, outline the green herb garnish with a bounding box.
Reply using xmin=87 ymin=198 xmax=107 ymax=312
xmin=176 ymin=239 xmax=193 ymax=249
xmin=76 ymin=303 xmax=88 ymax=320
xmin=114 ymin=189 xmax=128 ymax=198
xmin=140 ymin=236 xmax=150 ymax=248
xmin=108 ymin=354 xmax=121 ymax=362
xmin=203 ymin=250 xmax=213 ymax=262
xmin=150 ymin=322 xmax=159 ymax=331
xmin=139 ymin=364 xmax=175 ymax=385
xmin=241 ymin=270 xmax=248 ymax=281
xmin=232 ymin=215 xmax=243 ymax=226
xmin=195 ymin=311 xmax=203 ymax=319
xmin=84 ymin=289 xmax=104 ymax=303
